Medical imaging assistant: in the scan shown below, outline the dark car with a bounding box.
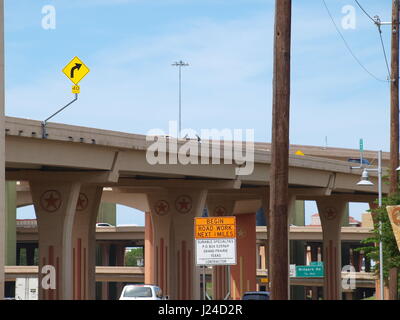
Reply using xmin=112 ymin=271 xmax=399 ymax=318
xmin=242 ymin=291 xmax=270 ymax=300
xmin=347 ymin=158 xmax=370 ymax=165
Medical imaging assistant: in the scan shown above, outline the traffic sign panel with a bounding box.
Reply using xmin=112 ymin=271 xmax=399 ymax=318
xmin=296 ymin=265 xmax=324 ymax=278
xmin=194 ymin=216 xmax=237 ymax=266
xmin=289 ymin=264 xmax=296 ymax=277
xmin=72 ymin=85 xmax=80 ymax=94
xmin=195 ymin=238 xmax=237 ymax=266
xmin=194 ymin=216 xmax=236 ymax=239
xmin=62 ymin=56 xmax=90 ymax=85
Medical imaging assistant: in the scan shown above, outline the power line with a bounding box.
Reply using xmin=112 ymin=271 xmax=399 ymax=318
xmin=322 ymin=0 xmax=390 ymax=83
xmin=353 ymin=1 xmax=391 ymax=80
xmin=376 ymin=17 xmax=391 ymax=80
xmin=354 ymin=0 xmax=376 ymax=23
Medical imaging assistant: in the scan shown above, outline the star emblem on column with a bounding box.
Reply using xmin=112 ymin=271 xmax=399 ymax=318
xmin=175 ymin=195 xmax=192 ymax=214
xmin=214 ymin=206 xmax=227 ymax=216
xmin=40 ymin=190 xmax=62 ymax=213
xmin=324 ymin=207 xmax=337 ymax=220
xmin=237 ymin=227 xmax=247 ymax=239
xmin=154 ymin=200 xmax=169 ymax=216
xmin=76 ymin=193 xmax=89 ymax=211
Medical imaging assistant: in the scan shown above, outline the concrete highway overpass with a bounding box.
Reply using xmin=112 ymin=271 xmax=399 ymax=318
xmin=1 ymin=116 xmax=386 ymax=300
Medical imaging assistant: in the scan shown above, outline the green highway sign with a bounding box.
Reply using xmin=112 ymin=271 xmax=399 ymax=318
xmin=310 ymin=261 xmax=323 ymax=266
xmin=296 ymin=265 xmax=324 ymax=278
xmin=359 ymin=139 xmax=364 ymax=152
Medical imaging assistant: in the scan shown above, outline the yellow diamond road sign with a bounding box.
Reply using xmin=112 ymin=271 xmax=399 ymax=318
xmin=62 ymin=56 xmax=90 ymax=85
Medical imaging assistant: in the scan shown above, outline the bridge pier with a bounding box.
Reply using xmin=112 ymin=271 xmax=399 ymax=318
xmin=30 ymin=181 xmax=81 ymax=300
xmin=144 ymin=212 xmax=154 ymax=285
xmin=30 ymin=181 xmax=102 ymax=300
xmin=100 ymin=243 xmax=110 ymax=300
xmin=71 ymin=186 xmax=102 ymax=300
xmin=316 ymin=197 xmax=347 ymax=300
xmin=147 ymin=189 xmax=207 ymax=300
xmin=230 ymin=213 xmax=256 ymax=299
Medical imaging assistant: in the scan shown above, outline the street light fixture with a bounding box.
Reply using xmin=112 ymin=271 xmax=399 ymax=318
xmin=357 ymin=169 xmax=374 ymax=186
xmin=353 ymin=150 xmax=384 ymax=300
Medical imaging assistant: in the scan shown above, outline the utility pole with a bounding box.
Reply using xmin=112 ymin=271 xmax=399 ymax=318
xmin=172 ymin=60 xmax=189 ymax=138
xmin=389 ymin=0 xmax=400 ymax=301
xmin=390 ymin=0 xmax=399 ymax=195
xmin=0 ymin=0 xmax=4 ymax=300
xmin=269 ymin=0 xmax=291 ymax=300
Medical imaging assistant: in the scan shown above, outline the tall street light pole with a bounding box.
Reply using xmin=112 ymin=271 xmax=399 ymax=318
xmin=269 ymin=0 xmax=292 ymax=300
xmin=172 ymin=60 xmax=189 ymax=138
xmin=356 ymin=151 xmax=384 ymax=300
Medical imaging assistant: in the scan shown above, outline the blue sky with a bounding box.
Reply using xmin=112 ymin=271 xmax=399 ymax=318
xmin=8 ymin=0 xmax=392 ymax=225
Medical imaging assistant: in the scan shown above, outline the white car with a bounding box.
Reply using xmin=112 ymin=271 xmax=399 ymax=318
xmin=96 ymin=222 xmax=113 ymax=227
xmin=119 ymin=285 xmax=165 ymax=300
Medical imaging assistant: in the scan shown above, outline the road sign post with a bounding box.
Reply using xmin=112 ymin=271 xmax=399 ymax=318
xmin=42 ymin=57 xmax=90 ymax=139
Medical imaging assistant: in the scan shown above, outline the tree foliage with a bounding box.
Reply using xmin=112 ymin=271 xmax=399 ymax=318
xmin=357 ymin=192 xmax=400 ymax=288
xmin=125 ymin=247 xmax=144 ymax=267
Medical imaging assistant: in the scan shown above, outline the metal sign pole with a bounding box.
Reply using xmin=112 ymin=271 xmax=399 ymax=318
xmin=224 ymin=265 xmax=231 ymax=300
xmin=42 ymin=94 xmax=78 ymax=138
xmin=203 ymin=265 xmax=206 ymax=300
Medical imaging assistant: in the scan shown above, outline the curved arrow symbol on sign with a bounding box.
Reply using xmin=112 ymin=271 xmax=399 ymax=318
xmin=70 ymin=63 xmax=82 ymax=79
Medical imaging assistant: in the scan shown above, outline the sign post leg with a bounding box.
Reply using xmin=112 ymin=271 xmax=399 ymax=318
xmin=224 ymin=265 xmax=231 ymax=300
xmin=203 ymin=266 xmax=206 ymax=300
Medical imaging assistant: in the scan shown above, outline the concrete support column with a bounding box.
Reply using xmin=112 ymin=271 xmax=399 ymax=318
xmin=310 ymin=243 xmax=319 ymax=262
xmin=26 ymin=245 xmax=36 ymax=266
xmin=353 ymin=249 xmax=361 ymax=272
xmin=144 ymin=212 xmax=154 ymax=284
xmin=311 ymin=286 xmax=319 ymax=300
xmin=115 ymin=244 xmax=125 ymax=266
xmin=5 ymin=181 xmax=16 ymax=266
xmin=30 ymin=181 xmax=81 ymax=300
xmin=230 ymin=213 xmax=257 ymax=300
xmin=114 ymin=241 xmax=126 ymax=301
xmin=344 ymin=291 xmax=353 ymax=300
xmin=310 ymin=243 xmax=320 ymax=300
xmin=316 ymin=198 xmax=347 ymax=300
xmin=115 ymin=243 xmax=126 ymax=295
xmin=256 ymin=243 xmax=261 ymax=269
xmin=71 ymin=186 xmax=103 ymax=300
xmin=212 ymin=266 xmax=228 ymax=300
xmin=148 ymin=189 xmax=207 ymax=300
xmin=101 ymin=243 xmax=110 ymax=300
xmin=16 ymin=246 xmax=21 ymax=266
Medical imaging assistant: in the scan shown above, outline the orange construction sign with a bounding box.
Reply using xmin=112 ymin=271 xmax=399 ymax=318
xmin=194 ymin=216 xmax=236 ymax=239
